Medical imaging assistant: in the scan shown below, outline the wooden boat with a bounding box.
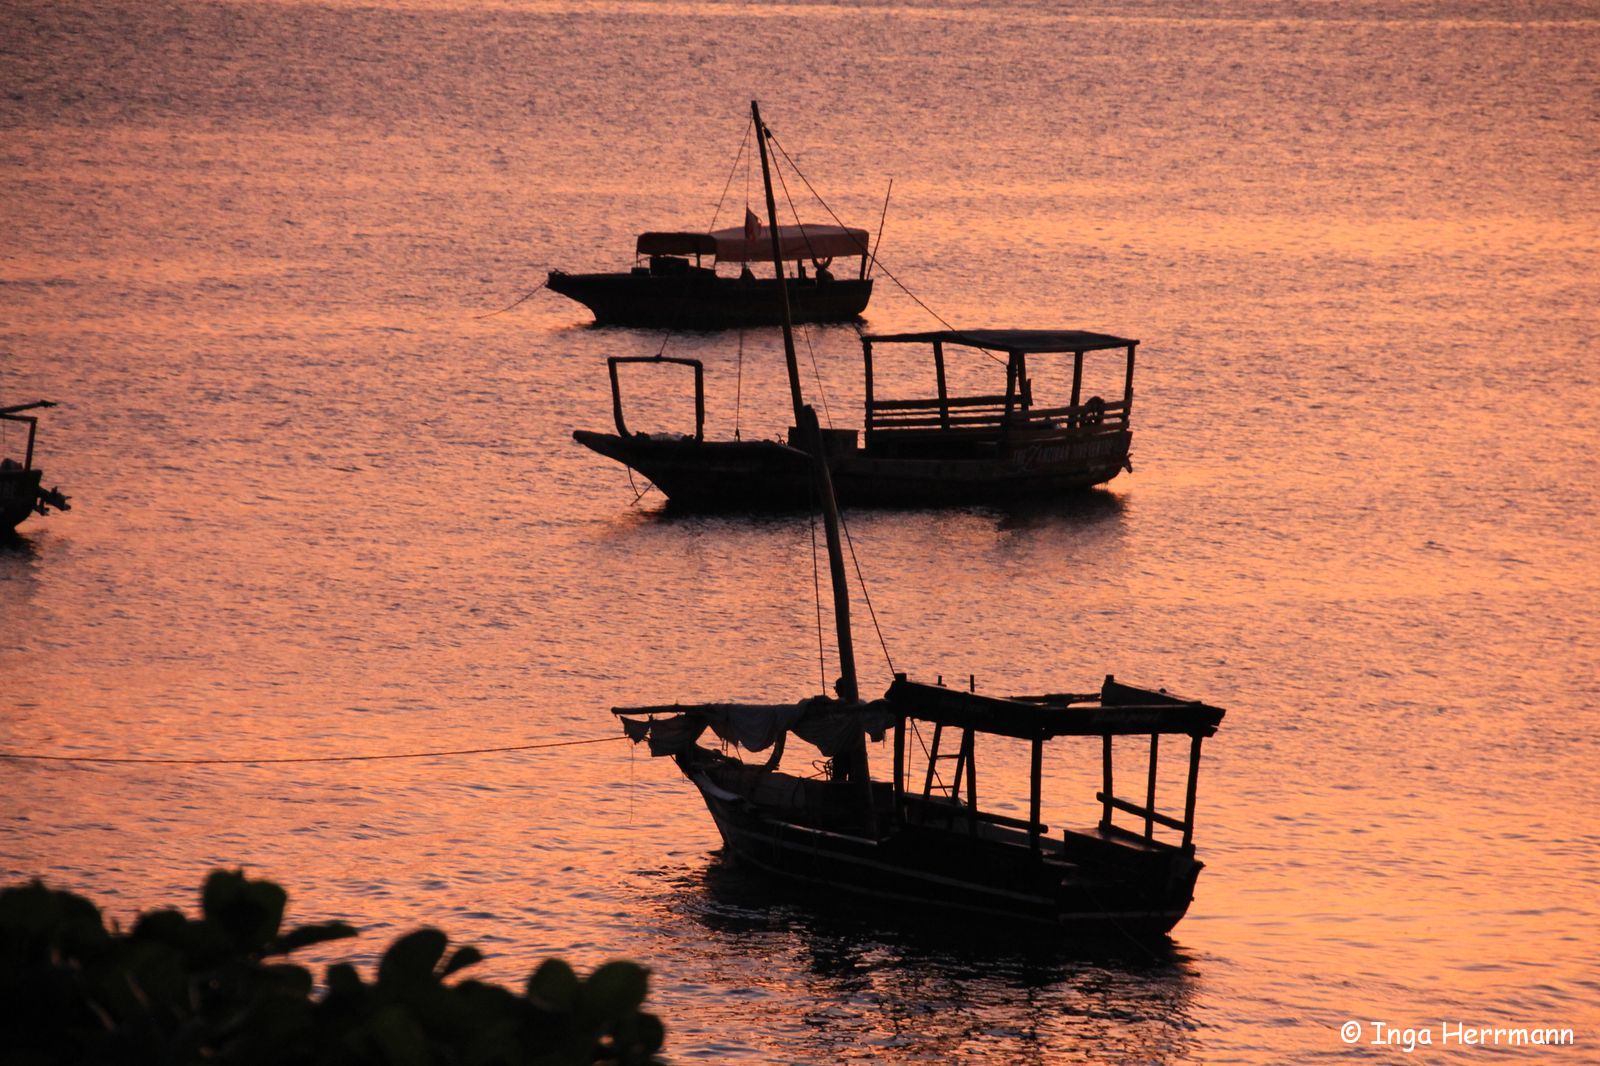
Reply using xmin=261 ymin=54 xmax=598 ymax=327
xmin=613 ymin=403 xmax=1225 ymax=935
xmin=574 ymin=328 xmax=1138 ymax=508
xmin=548 ymin=224 xmax=873 ymax=329
xmin=547 ymin=106 xmax=873 ymax=329
xmin=1 ymin=401 xmax=70 ymax=535
xmin=573 ymin=103 xmax=1137 ymax=509
xmin=609 ymin=103 xmax=1226 ymax=937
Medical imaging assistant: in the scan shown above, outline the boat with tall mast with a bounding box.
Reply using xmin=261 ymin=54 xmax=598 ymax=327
xmin=608 ymin=103 xmax=1226 ymax=936
xmin=547 ymin=223 xmax=873 ymax=329
xmin=1 ymin=400 xmax=70 ymax=535
xmin=546 ymin=109 xmax=874 ymax=328
xmin=573 ymin=103 xmax=1139 ymax=509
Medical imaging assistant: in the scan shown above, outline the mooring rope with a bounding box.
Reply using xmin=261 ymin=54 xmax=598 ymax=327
xmin=474 ymin=280 xmax=546 ymax=319
xmin=0 ymin=734 xmax=627 ymax=766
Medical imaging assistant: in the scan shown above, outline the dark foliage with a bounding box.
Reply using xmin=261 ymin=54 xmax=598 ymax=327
xmin=0 ymin=870 xmax=664 ymax=1066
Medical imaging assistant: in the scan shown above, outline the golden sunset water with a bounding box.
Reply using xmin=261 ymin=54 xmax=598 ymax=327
xmin=3 ymin=0 xmax=1598 ymax=1061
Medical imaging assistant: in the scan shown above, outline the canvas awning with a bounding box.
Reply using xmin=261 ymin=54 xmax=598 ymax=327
xmin=635 ymin=232 xmax=718 ymax=257
xmin=708 ymin=223 xmax=869 ymax=263
xmin=614 ymin=697 xmax=893 ymax=757
xmin=636 ymin=224 xmax=870 ymax=264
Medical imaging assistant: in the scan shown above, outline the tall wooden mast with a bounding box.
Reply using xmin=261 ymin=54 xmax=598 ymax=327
xmin=751 ymin=100 xmax=807 ymax=433
xmin=751 ymin=102 xmax=860 ymax=710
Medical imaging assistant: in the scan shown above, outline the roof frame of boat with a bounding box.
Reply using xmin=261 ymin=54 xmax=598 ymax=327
xmin=886 ymin=675 xmax=1222 ymax=740
xmin=2 ymin=400 xmax=58 ymax=471
xmin=863 ymin=329 xmax=1137 ymax=354
xmin=886 ymin=674 xmax=1223 ymax=854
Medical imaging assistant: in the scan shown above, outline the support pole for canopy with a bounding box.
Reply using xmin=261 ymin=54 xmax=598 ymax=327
xmin=1029 ymin=738 xmax=1043 ymax=853
xmin=1183 ymin=735 xmax=1203 ymax=850
xmin=1123 ymin=342 xmax=1137 ymax=418
xmin=752 ymin=100 xmax=806 ymax=433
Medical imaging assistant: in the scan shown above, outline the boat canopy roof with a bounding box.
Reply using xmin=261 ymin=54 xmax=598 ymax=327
xmin=637 ymin=223 xmax=870 ymax=263
xmin=635 ymin=232 xmax=718 ymax=257
xmin=616 ymin=676 xmax=1221 ymax=757
xmin=886 ymin=676 xmax=1223 ymax=739
xmin=864 ymin=329 xmax=1138 ymax=354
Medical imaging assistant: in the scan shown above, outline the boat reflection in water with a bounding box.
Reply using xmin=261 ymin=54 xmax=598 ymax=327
xmin=657 ymin=853 xmax=1203 ymax=1062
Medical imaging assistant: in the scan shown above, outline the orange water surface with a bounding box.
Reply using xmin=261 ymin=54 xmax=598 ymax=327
xmin=3 ymin=1 xmax=1598 ymax=1061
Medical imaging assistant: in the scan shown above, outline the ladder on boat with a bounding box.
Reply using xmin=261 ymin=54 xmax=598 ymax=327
xmin=919 ymin=722 xmax=980 ymax=834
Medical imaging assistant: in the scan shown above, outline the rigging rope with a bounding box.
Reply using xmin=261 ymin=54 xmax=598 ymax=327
xmin=474 ymin=280 xmax=546 ymax=319
xmin=769 ymin=144 xmax=823 ymax=273
xmin=0 ymin=734 xmax=627 ymax=766
xmin=766 ymin=134 xmax=990 ymax=358
xmin=836 ymin=506 xmax=896 ymax=678
xmin=707 ymin=117 xmax=754 ymax=233
xmin=800 ymin=323 xmax=834 ymax=429
xmin=734 ymin=327 xmax=745 ymax=439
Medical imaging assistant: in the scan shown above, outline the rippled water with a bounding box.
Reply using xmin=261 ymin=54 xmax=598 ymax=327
xmin=3 ymin=0 xmax=1598 ymax=1061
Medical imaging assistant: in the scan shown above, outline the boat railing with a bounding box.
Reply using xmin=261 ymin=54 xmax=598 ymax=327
xmin=606 ymin=356 xmax=705 ymax=441
xmin=899 ymin=791 xmax=1049 ymax=836
xmin=866 ymin=394 xmax=1128 ymax=438
xmin=1 ymin=401 xmax=55 ymax=470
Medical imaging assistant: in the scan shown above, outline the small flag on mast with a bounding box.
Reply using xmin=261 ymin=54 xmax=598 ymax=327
xmin=744 ymin=208 xmax=761 ymax=241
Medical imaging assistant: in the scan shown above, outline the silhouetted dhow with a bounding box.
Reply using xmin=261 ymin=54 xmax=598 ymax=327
xmin=616 ymin=669 xmax=1225 ymax=935
xmin=548 ymin=222 xmax=873 ymax=328
xmin=608 ymin=108 xmax=1223 ymax=934
xmin=547 ymin=104 xmax=872 ymax=328
xmin=573 ymin=105 xmax=1139 ymax=508
xmin=1 ymin=401 xmax=70 ymax=534
xmin=575 ymin=328 xmax=1138 ymax=508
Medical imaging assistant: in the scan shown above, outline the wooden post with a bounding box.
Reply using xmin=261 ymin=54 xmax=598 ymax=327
xmin=862 ymin=338 xmax=875 ymax=449
xmin=1101 ymin=734 xmax=1114 ymax=830
xmin=933 ymin=340 xmax=949 ymax=429
xmin=692 ymin=361 xmax=705 ymax=442
xmin=1001 ymin=353 xmax=1018 ymax=453
xmin=892 ymin=716 xmax=905 ymax=823
xmin=1017 ymin=352 xmax=1030 ymax=414
xmin=607 ymin=360 xmax=630 ymax=437
xmin=752 ymin=100 xmax=806 ymax=434
xmin=1029 ymin=737 xmax=1043 ymax=853
xmin=962 ymin=729 xmax=977 ymax=821
xmin=1071 ymin=350 xmax=1083 ymax=426
xmin=1123 ymin=342 xmax=1137 ymax=422
xmin=1183 ymin=735 xmax=1203 ymax=850
xmin=1144 ymin=734 xmax=1159 ymax=840
xmin=920 ymin=721 xmax=943 ymax=797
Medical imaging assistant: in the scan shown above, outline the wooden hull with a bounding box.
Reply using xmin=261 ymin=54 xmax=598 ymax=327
xmin=547 ymin=270 xmax=872 ymax=328
xmin=1 ymin=467 xmax=44 ymax=533
xmin=571 ymin=430 xmax=1131 ymax=509
xmin=679 ymin=757 xmax=1202 ymax=935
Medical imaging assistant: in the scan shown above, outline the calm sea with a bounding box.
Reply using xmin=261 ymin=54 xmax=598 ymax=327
xmin=3 ymin=0 xmax=1598 ymax=1061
